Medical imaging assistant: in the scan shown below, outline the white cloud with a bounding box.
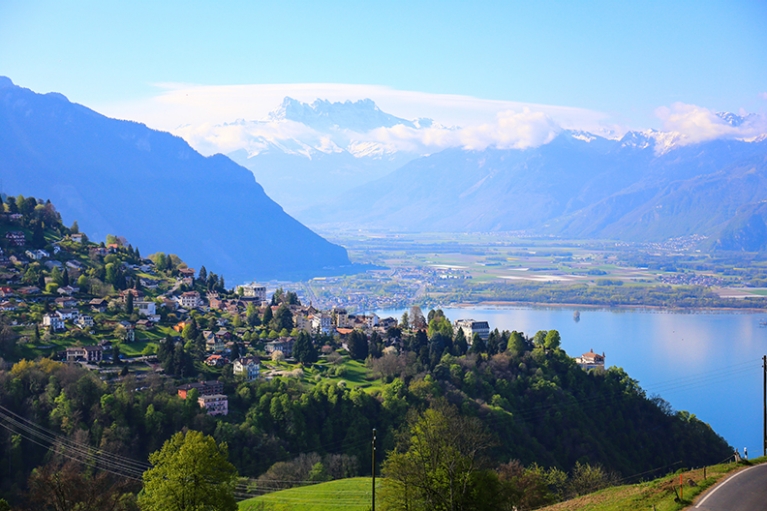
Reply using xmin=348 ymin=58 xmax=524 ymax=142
xmin=760 ymin=92 xmax=767 ymax=100
xmin=94 ymin=82 xmax=618 ymax=156
xmin=655 ymin=102 xmax=767 ymax=146
xmin=95 ymin=84 xmax=766 ymax=158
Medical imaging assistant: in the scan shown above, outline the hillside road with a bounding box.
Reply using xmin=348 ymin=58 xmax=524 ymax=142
xmin=694 ymin=463 xmax=767 ymax=511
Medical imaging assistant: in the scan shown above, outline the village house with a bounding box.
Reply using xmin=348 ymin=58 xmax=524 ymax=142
xmin=55 ymin=296 xmax=78 ymax=308
xmin=177 ymin=380 xmax=224 ymax=399
xmin=204 ymin=354 xmax=228 ymax=367
xmin=575 ymin=350 xmax=606 ymax=370
xmin=5 ymin=231 xmax=26 ymax=247
xmin=139 ymin=278 xmax=159 ymax=289
xmin=25 ymin=249 xmax=49 ymax=260
xmin=56 ymin=308 xmax=80 ymax=321
xmin=43 ymin=314 xmax=65 ymax=331
xmin=66 ymin=345 xmax=103 ymax=363
xmin=57 ymin=285 xmax=79 ymax=296
xmin=75 ymin=315 xmax=95 ymax=329
xmin=265 ymin=337 xmax=295 ymax=358
xmin=134 ymin=300 xmax=157 ymax=317
xmin=198 ymin=394 xmax=228 ymax=416
xmin=207 ymin=292 xmax=224 ymax=310
xmin=44 ymin=260 xmax=63 ymax=270
xmin=66 ymin=260 xmax=85 ymax=271
xmin=233 ymin=356 xmax=260 ymax=381
xmin=178 ymin=291 xmax=201 ymax=309
xmin=0 ymin=301 xmax=17 ymax=311
xmin=89 ymin=298 xmax=108 ymax=312
xmin=120 ymin=289 xmax=144 ymax=303
xmin=70 ymin=233 xmax=84 ymax=243
xmin=135 ymin=319 xmax=153 ymax=330
xmin=202 ymin=331 xmax=225 ymax=353
xmin=178 ymin=267 xmax=196 ymax=279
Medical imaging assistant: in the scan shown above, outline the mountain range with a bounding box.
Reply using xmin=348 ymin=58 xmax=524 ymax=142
xmin=0 ymin=77 xmax=350 ymax=283
xmin=305 ymin=130 xmax=767 ymax=246
xmin=192 ymin=96 xmax=767 ymax=250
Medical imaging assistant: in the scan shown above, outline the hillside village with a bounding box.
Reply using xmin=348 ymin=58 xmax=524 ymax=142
xmin=5 ymin=195 xmax=614 ymax=415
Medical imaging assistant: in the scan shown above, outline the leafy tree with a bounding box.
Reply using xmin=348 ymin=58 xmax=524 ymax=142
xmin=139 ymin=430 xmax=238 ymax=511
xmin=6 ymin=196 xmax=18 ymax=213
xmin=427 ymin=313 xmax=453 ymax=339
xmin=544 ymin=330 xmax=561 ymax=350
xmin=381 ymin=404 xmax=495 ymax=511
xmin=347 ymin=330 xmax=368 ymax=361
xmin=507 ymin=331 xmax=527 ymax=355
xmin=409 ymin=306 xmax=426 ymax=330
xmin=400 ymin=311 xmax=409 ymax=329
xmin=27 ymin=459 xmax=137 ymax=511
xmin=293 ymin=331 xmax=318 ymax=365
xmin=51 ymin=266 xmax=64 ymax=286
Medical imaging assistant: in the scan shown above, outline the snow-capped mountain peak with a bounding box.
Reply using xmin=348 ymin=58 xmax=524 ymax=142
xmin=267 ymin=97 xmax=415 ymax=132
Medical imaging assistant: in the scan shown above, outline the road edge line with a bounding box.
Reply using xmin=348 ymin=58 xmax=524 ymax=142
xmin=694 ymin=464 xmax=761 ymax=508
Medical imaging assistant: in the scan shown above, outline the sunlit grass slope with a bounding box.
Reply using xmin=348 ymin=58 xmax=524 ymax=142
xmin=238 ymin=477 xmax=373 ymax=511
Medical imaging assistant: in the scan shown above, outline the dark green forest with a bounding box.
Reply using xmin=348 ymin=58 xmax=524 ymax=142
xmin=0 ymin=329 xmax=731 ymax=507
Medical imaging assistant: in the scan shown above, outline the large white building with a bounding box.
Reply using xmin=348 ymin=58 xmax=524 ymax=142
xmin=233 ymin=356 xmax=260 ymax=381
xmin=311 ymin=313 xmax=332 ymax=334
xmin=198 ymin=394 xmax=228 ymax=416
xmin=453 ymin=319 xmax=490 ymax=342
xmin=239 ymin=283 xmax=267 ymax=301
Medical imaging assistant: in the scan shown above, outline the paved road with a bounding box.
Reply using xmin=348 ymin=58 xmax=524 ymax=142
xmin=695 ymin=463 xmax=767 ymax=511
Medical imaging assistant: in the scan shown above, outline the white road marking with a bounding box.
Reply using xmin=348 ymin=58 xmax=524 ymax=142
xmin=695 ymin=465 xmax=761 ymax=509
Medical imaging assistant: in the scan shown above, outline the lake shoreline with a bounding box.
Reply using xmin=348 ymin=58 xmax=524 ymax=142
xmin=448 ymin=300 xmax=767 ymax=314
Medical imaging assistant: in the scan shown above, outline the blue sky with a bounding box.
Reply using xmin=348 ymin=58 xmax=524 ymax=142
xmin=1 ymin=0 xmax=765 ymax=132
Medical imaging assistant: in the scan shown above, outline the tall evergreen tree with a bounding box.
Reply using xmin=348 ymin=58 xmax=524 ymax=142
xmin=262 ymin=305 xmax=274 ymax=326
xmin=347 ymin=330 xmax=369 ymax=361
xmin=293 ymin=331 xmax=318 ymax=365
xmin=469 ymin=333 xmax=486 ymax=354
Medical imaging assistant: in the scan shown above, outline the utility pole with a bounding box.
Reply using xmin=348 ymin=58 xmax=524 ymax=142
xmin=372 ymin=428 xmax=377 ymax=511
xmin=763 ymin=355 xmax=766 ymax=457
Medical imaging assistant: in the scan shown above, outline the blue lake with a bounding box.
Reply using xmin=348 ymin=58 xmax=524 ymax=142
xmin=377 ymin=306 xmax=767 ymax=456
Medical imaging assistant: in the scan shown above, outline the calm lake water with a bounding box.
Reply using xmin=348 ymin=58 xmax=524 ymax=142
xmin=377 ymin=306 xmax=767 ymax=456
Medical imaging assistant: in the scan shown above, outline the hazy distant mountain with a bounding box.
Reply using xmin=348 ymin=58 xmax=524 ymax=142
xmin=0 ymin=77 xmax=350 ymax=282
xmin=218 ymin=98 xmax=431 ymax=213
xmin=306 ymin=130 xmax=767 ymax=246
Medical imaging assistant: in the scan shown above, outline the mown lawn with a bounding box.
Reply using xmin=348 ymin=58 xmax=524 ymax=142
xmin=238 ymin=477 xmax=374 ymax=511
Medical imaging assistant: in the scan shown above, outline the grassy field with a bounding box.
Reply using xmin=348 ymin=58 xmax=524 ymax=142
xmin=541 ymin=457 xmax=766 ymax=511
xmin=238 ymin=477 xmax=374 ymax=511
